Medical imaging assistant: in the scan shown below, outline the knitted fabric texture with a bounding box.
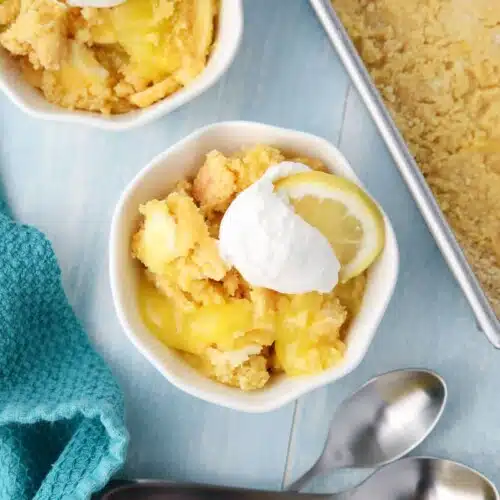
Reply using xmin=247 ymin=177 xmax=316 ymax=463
xmin=0 ymin=186 xmax=128 ymax=499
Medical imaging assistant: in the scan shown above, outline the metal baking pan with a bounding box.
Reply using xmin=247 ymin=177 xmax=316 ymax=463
xmin=310 ymin=0 xmax=500 ymax=346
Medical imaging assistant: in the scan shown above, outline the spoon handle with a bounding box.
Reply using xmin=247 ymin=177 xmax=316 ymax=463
xmin=96 ymin=480 xmax=335 ymax=500
xmin=286 ymin=464 xmax=322 ymax=492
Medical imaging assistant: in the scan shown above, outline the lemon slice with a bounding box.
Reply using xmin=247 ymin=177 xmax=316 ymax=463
xmin=275 ymin=171 xmax=385 ymax=282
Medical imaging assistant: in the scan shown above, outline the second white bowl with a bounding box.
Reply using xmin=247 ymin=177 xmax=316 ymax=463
xmin=0 ymin=0 xmax=242 ymax=130
xmin=109 ymin=121 xmax=399 ymax=412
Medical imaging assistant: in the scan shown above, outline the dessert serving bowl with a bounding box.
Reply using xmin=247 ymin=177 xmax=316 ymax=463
xmin=109 ymin=121 xmax=399 ymax=412
xmin=0 ymin=0 xmax=243 ymax=131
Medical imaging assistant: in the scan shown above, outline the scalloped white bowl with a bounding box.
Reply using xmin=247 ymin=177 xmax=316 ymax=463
xmin=0 ymin=1 xmax=242 ymax=130
xmin=109 ymin=121 xmax=399 ymax=412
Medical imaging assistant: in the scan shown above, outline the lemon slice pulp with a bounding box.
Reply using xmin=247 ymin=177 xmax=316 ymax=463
xmin=275 ymin=171 xmax=385 ymax=282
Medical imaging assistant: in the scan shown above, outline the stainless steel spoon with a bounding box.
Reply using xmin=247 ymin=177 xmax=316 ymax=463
xmin=98 ymin=457 xmax=498 ymax=499
xmin=287 ymin=368 xmax=447 ymax=491
xmin=96 ymin=368 xmax=446 ymax=498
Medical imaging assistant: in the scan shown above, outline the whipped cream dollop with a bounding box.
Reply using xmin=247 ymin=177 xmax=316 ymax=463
xmin=218 ymin=162 xmax=340 ymax=294
xmin=66 ymin=0 xmax=126 ymax=7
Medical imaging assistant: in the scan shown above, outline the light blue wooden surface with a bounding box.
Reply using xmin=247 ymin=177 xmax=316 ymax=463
xmin=1 ymin=0 xmax=499 ymax=494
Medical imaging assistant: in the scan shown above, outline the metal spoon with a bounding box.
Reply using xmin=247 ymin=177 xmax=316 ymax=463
xmin=98 ymin=457 xmax=498 ymax=499
xmin=287 ymin=368 xmax=447 ymax=491
xmin=96 ymin=368 xmax=446 ymax=498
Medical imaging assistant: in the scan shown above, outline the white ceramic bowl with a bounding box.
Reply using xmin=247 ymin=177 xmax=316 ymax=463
xmin=109 ymin=121 xmax=399 ymax=412
xmin=0 ymin=1 xmax=242 ymax=131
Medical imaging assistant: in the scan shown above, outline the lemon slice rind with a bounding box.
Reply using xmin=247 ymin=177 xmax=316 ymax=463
xmin=275 ymin=171 xmax=385 ymax=282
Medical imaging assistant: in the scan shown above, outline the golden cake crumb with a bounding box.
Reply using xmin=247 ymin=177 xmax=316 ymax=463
xmin=192 ymin=146 xmax=286 ymax=214
xmin=1 ymin=0 xmax=69 ymax=71
xmin=0 ymin=0 xmax=20 ymax=26
xmin=333 ymin=0 xmax=500 ymax=316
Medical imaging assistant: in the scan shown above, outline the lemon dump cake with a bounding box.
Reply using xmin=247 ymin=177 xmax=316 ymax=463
xmin=0 ymin=0 xmax=217 ymax=113
xmin=132 ymin=145 xmax=385 ymax=390
xmin=332 ymin=0 xmax=500 ymax=316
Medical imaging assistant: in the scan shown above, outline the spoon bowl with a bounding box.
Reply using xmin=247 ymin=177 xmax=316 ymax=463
xmin=288 ymin=368 xmax=447 ymax=490
xmin=347 ymin=456 xmax=499 ymax=500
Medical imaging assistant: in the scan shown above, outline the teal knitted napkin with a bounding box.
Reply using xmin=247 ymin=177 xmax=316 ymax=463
xmin=0 ymin=183 xmax=128 ymax=499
